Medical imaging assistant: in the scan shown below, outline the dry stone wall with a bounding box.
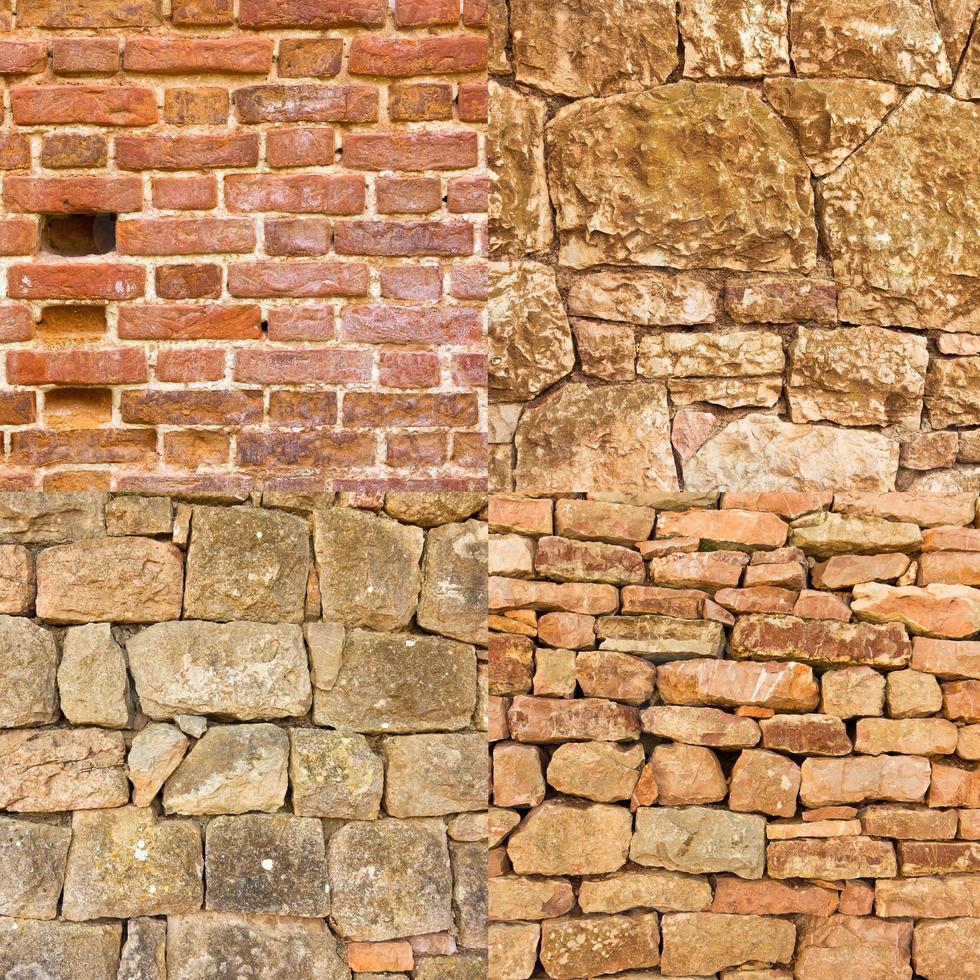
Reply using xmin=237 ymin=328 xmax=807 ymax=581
xmin=0 ymin=490 xmax=488 ymax=979
xmin=488 ymin=0 xmax=980 ymax=494
xmin=488 ymin=489 xmax=980 ymax=978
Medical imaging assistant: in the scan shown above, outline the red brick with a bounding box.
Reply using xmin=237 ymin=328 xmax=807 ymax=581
xmin=236 ymin=430 xmax=376 ymax=469
xmin=155 ymin=264 xmax=223 ymax=300
xmin=11 ymin=86 xmax=158 ymax=126
xmin=228 ymin=261 xmax=369 ymax=298
xmin=7 ymin=348 xmax=147 ymax=385
xmin=264 ymin=218 xmax=333 ymax=256
xmin=376 ymin=177 xmax=442 ymax=215
xmin=335 ymin=220 xmax=473 ymax=256
xmin=40 ymin=133 xmax=108 ymax=169
xmin=0 ymin=134 xmax=31 ymax=170
xmin=116 ymin=218 xmax=256 ymax=255
xmin=124 ymin=37 xmax=274 ymax=74
xmin=120 ymin=389 xmax=262 ymax=425
xmin=452 ymin=352 xmax=486 ymax=386
xmin=10 ymin=429 xmax=156 ymax=465
xmin=452 ymin=430 xmax=485 ymax=467
xmin=379 ymin=265 xmax=443 ymax=300
xmin=51 ymin=39 xmax=121 ymax=74
xmin=344 ymin=132 xmax=478 ymax=170
xmin=8 ymin=263 xmax=145 ymax=300
xmin=349 ymin=36 xmax=487 ymax=76
xmin=387 ymin=431 xmax=447 ymax=467
xmin=267 ymin=390 xmax=338 ymax=425
xmin=44 ymin=471 xmax=110 ymax=491
xmin=18 ymin=0 xmax=162 ymax=28
xmin=450 ymin=262 xmax=487 ymax=299
xmin=0 ymin=306 xmax=34 ymax=342
xmin=162 ymin=430 xmax=231 ymax=468
xmin=171 ymin=0 xmax=233 ymax=25
xmin=155 ymin=348 xmax=225 ymax=382
xmin=0 ymin=41 xmax=48 ymax=74
xmin=343 ymin=305 xmax=482 ymax=344
xmin=234 ymin=84 xmax=378 ymax=123
xmin=395 ymin=0 xmax=460 ymax=25
xmin=462 ymin=0 xmax=487 ymax=26
xmin=44 ymin=387 xmax=112 ymax=430
xmin=164 ymin=88 xmax=229 ymax=126
xmin=0 ymin=218 xmax=36 ymax=256
xmin=225 ymin=173 xmax=362 ymax=214
xmin=265 ymin=128 xmax=336 ymax=168
xmin=448 ymin=177 xmax=488 ymax=213
xmin=389 ymin=83 xmax=453 ymax=121
xmin=0 ymin=391 xmax=35 ymax=424
xmin=152 ymin=175 xmax=218 ymax=210
xmin=267 ymin=306 xmax=335 ymax=342
xmin=458 ymin=81 xmax=488 ymax=121
xmin=238 ymin=0 xmax=386 ymax=28
xmin=118 ymin=305 xmax=262 ymax=340
xmin=4 ymin=176 xmax=143 ymax=214
xmin=233 ymin=349 xmax=372 ymax=384
xmin=278 ymin=39 xmax=344 ymax=78
xmin=343 ymin=392 xmax=479 ymax=428
xmin=116 ymin=133 xmax=259 ymax=170
xmin=379 ymin=351 xmax=440 ymax=388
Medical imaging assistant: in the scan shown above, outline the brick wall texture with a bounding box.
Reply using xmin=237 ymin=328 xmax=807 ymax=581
xmin=489 ymin=0 xmax=980 ymax=495
xmin=0 ymin=490 xmax=488 ymax=979
xmin=0 ymin=1 xmax=488 ymax=493
xmin=489 ymin=490 xmax=980 ymax=978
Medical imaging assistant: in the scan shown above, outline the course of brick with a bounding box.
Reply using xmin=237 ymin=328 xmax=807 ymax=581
xmin=0 ymin=490 xmax=488 ymax=978
xmin=0 ymin=1 xmax=488 ymax=492
xmin=490 ymin=0 xmax=980 ymax=494
xmin=489 ymin=490 xmax=980 ymax=978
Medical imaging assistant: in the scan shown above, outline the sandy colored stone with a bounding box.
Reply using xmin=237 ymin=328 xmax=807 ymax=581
xmin=640 ymin=705 xmax=762 ymax=748
xmin=58 ymin=623 xmax=132 ymax=729
xmin=414 ymin=951 xmax=485 ymax=980
xmin=575 ymin=650 xmax=655 ymax=704
xmin=768 ymin=836 xmax=897 ymax=879
xmin=508 ymin=799 xmax=632 ymax=875
xmin=0 ymin=727 xmax=128 ymax=812
xmin=898 ymin=840 xmax=980 ymax=875
xmin=566 ymin=270 xmax=717 ymax=326
xmin=620 ymin=585 xmax=707 ymax=619
xmin=683 ymin=414 xmax=899 ymax=492
xmin=383 ymin=492 xmax=484 ymax=528
xmin=0 ymin=615 xmax=57 ymax=728
xmin=913 ymin=637 xmax=980 ymax=678
xmin=535 ymin=537 xmax=645 ymax=587
xmin=639 ymin=330 xmax=784 ymax=380
xmin=540 ymin=912 xmax=661 ymax=978
xmin=766 ymin=818 xmax=862 ymax=839
xmin=929 ymin=762 xmax=980 ymax=807
xmin=578 ymin=869 xmax=712 ymax=915
xmin=942 ymin=679 xmax=980 ymax=722
xmin=795 ymin=590 xmax=853 ymax=622
xmin=855 ymin=717 xmax=957 ymax=755
xmin=314 ymin=508 xmax=422 ymax=630
xmin=507 ymin=695 xmax=640 ymax=743
xmin=538 ymin=612 xmax=594 ymax=649
xmin=490 ymin=875 xmax=576 ymax=922
xmin=926 ymin=357 xmax=980 ymax=427
xmin=547 ymin=82 xmax=815 ymax=271
xmin=913 ymin=917 xmax=980 ymax=978
xmin=763 ymin=77 xmax=902 ymax=175
xmin=658 ymin=658 xmax=820 ymax=711
xmin=490 ymin=575 xmax=620 ymax=614
xmin=919 ymin=551 xmax=980 ymax=587
xmin=35 ymin=537 xmax=183 ymax=624
xmin=514 ymin=382 xmax=677 ymax=494
xmin=0 ymin=919 xmax=121 ymax=980
xmin=679 ymin=0 xmax=789 ymax=77
xmin=597 ymin=614 xmax=726 ymax=659
xmin=328 ymin=818 xmax=452 ymax=941
xmin=795 ymin=915 xmax=913 ymax=980
xmin=877 ymin=875 xmax=980 ymax=917
xmin=489 ymin=261 xmax=574 ymax=401
xmin=711 ymin=877 xmax=838 ymax=916
xmin=954 ymin=24 xmax=980 ymax=98
xmin=490 ymin=82 xmax=551 ymax=258
xmin=835 ymin=491 xmax=977 ymax=528
xmin=759 ymin=714 xmax=852 ymax=755
xmin=489 ymin=534 xmax=535 ymax=580
xmin=62 ymin=806 xmax=202 ymax=920
xmin=649 ymin=743 xmax=728 ymax=805
xmin=128 ymin=722 xmax=190 ymax=807
xmin=631 ymin=806 xmax=766 ymax=878
xmin=0 ymin=544 xmax=34 ymax=614
xmin=383 ymin=733 xmax=486 ymax=818
xmin=106 ymin=495 xmax=172 ymax=537
xmin=793 ymin=512 xmax=923 ymax=558
xmin=851 ymin=582 xmax=980 ymax=638
xmin=417 ymin=519 xmax=487 ymax=645
xmin=490 ymin=633 xmax=533 ymax=696
xmin=163 ymin=724 xmax=288 ymax=816
xmin=821 ymin=665 xmax=886 ymax=717
xmin=451 ymin=839 xmax=488 ymax=948
xmin=289 ymin=728 xmax=383 ymax=819
xmin=812 ymin=553 xmax=911 ymax=589
xmin=314 ymin=629 xmax=476 ymax=733
xmin=729 ymin=749 xmax=801 ymax=817
xmin=489 ymin=922 xmax=539 ymax=980
xmin=800 ymin=754 xmax=931 ymax=806
xmin=0 ymin=816 xmax=70 ymax=919
xmin=656 ymin=507 xmax=788 ymax=551
xmin=670 ymin=375 xmax=784 ymax=409
xmin=0 ymin=492 xmax=106 ymax=544
xmin=661 ymin=911 xmax=795 ymax=976
xmin=546 ymin=741 xmax=645 ymax=802
xmin=118 ymin=916 xmax=166 ymax=980
xmin=724 ymin=277 xmax=838 ymax=324
xmin=901 ymin=431 xmax=960 ymax=471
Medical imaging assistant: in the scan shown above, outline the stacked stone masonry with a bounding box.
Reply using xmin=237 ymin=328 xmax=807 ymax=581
xmin=489 ymin=490 xmax=980 ymax=978
xmin=0 ymin=1 xmax=488 ymax=492
xmin=0 ymin=489 xmax=489 ymax=979
xmin=489 ymin=0 xmax=980 ymax=493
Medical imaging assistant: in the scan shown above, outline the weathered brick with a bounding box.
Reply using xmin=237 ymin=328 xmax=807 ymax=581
xmin=4 ymin=176 xmax=143 ymax=213
xmin=234 ymin=349 xmax=372 ymax=384
xmin=344 ymin=132 xmax=479 ymax=170
xmin=350 ymin=36 xmax=487 ymax=76
xmin=123 ymin=38 xmax=274 ymax=74
xmin=51 ymin=38 xmax=120 ymax=73
xmin=120 ymin=390 xmax=263 ymax=425
xmin=9 ymin=263 xmax=145 ymax=300
xmin=40 ymin=133 xmax=108 ymax=169
xmin=265 ymin=128 xmax=335 ymax=168
xmin=342 ymin=305 xmax=482 ymax=344
xmin=225 ymin=173 xmax=362 ymax=214
xmin=227 ymin=260 xmax=369 ymax=297
xmin=278 ymin=39 xmax=344 ymax=78
xmin=116 ymin=218 xmax=256 ymax=255
xmin=116 ymin=133 xmax=259 ymax=170
xmin=234 ymin=84 xmax=378 ymax=123
xmin=11 ymin=86 xmax=157 ymax=125
xmin=154 ymin=264 xmax=222 ymax=300
xmin=239 ymin=0 xmax=387 ymax=28
xmin=118 ymin=305 xmax=262 ymax=340
xmin=335 ymin=220 xmax=473 ymax=256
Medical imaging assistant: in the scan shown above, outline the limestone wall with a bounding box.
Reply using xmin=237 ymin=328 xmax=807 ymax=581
xmin=489 ymin=490 xmax=980 ymax=978
xmin=0 ymin=490 xmax=488 ymax=979
xmin=489 ymin=0 xmax=980 ymax=493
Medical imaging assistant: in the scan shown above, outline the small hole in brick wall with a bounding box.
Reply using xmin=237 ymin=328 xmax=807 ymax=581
xmin=42 ymin=213 xmax=117 ymax=257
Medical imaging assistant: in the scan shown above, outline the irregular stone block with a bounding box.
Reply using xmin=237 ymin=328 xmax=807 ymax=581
xmin=383 ymin=493 xmax=484 ymax=528
xmin=812 ymin=552 xmax=911 ymax=590
xmin=382 ymin=733 xmax=487 ymax=817
xmin=639 ymin=330 xmax=785 ymax=382
xmin=650 ymin=743 xmax=728 ymax=806
xmin=800 ymin=755 xmax=931 ymax=806
xmin=575 ymin=651 xmax=655 ymax=705
xmin=833 ymin=491 xmax=977 ymax=528
xmin=0 ymin=492 xmax=106 ymax=544
xmin=851 ymin=582 xmax=980 ymax=638
xmin=106 ymin=495 xmax=173 ymax=537
xmin=489 ymin=875 xmax=576 ymax=921
xmin=546 ymin=741 xmax=645 ymax=802
xmin=912 ymin=637 xmax=980 ymax=678
xmin=899 ymin=840 xmax=980 ymax=875
xmin=534 ymin=536 xmax=645 ymax=586
xmin=451 ymin=840 xmax=487 ymax=948
xmin=539 ymin=912 xmax=660 ymax=978
xmin=854 ymin=717 xmax=958 ymax=755
xmin=913 ymin=916 xmax=980 ymax=978
xmin=128 ymin=722 xmax=190 ymax=807
xmin=821 ymin=665 xmax=886 ymax=718
xmin=0 ymin=544 xmax=34 ymax=614
xmin=640 ymin=705 xmax=761 ymax=748
xmin=490 ymin=575 xmax=619 ymax=614
xmin=876 ymin=875 xmax=980 ymax=917
xmin=661 ymin=911 xmax=795 ymax=976
xmin=795 ymin=914 xmax=912 ymax=980
xmin=578 ymin=868 xmax=712 ymax=915
xmin=657 ymin=659 xmax=820 ymax=711
xmin=489 ymin=922 xmax=539 ymax=980
xmin=0 ymin=919 xmax=121 ymax=980
xmin=768 ymin=836 xmax=897 ymax=879
xmin=289 ymin=728 xmax=383 ymax=820
xmin=711 ymin=877 xmax=838 ymax=916
xmin=118 ymin=916 xmax=166 ymax=980
xmin=566 ymin=270 xmax=717 ymax=326
xmin=759 ymin=714 xmax=852 ymax=755
xmin=507 ymin=695 xmax=640 ymax=743
xmin=861 ymin=804 xmax=958 ymax=840
xmin=0 ymin=816 xmax=70 ymax=919
xmin=0 ymin=615 xmax=58 ymax=728
xmin=729 ymin=748 xmax=801 ymax=817
xmin=58 ymin=623 xmax=132 ymax=729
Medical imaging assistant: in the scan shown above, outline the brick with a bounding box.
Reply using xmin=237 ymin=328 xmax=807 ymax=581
xmin=7 ymin=349 xmax=147 ymax=386
xmin=448 ymin=176 xmax=488 ymax=213
xmin=44 ymin=388 xmax=112 ymax=430
xmin=8 ymin=263 xmax=145 ymax=300
xmin=278 ymin=39 xmax=344 ymax=78
xmin=163 ymin=430 xmax=230 ymax=467
xmin=458 ymin=81 xmax=488 ymax=121
xmin=345 ymin=131 xmax=478 ymax=170
xmin=236 ymin=430 xmax=376 ymax=469
xmin=155 ymin=264 xmax=223 ymax=300
xmin=379 ymin=351 xmax=440 ymax=388
xmin=0 ymin=134 xmax=31 ymax=170
xmin=11 ymin=86 xmax=157 ymax=126
xmin=123 ymin=38 xmax=274 ymax=74
xmin=118 ymin=305 xmax=262 ymax=340
xmin=267 ymin=390 xmax=338 ymax=425
xmin=51 ymin=38 xmax=120 ymax=74
xmin=0 ymin=218 xmax=36 ymax=255
xmin=264 ymin=218 xmax=333 ymax=256
xmin=117 ymin=218 xmax=256 ymax=256
xmin=265 ymin=128 xmax=336 ymax=168
xmin=233 ymin=349 xmax=373 ymax=384
xmin=155 ymin=348 xmax=225 ymax=382
xmin=225 ymin=174 xmax=362 ymax=214
xmin=343 ymin=393 xmax=479 ymax=428
xmin=462 ymin=0 xmax=487 ymax=26
xmin=450 ymin=262 xmax=487 ymax=299
xmin=163 ymin=88 xmax=229 ymax=126
xmin=152 ymin=176 xmax=217 ymax=210
xmin=120 ymin=390 xmax=263 ymax=425
xmin=116 ymin=133 xmax=259 ymax=170
xmin=10 ymin=429 xmax=156 ymax=465
xmin=389 ymin=83 xmax=454 ymax=121
xmin=0 ymin=391 xmax=35 ymax=424
xmin=452 ymin=352 xmax=486 ymax=386
xmin=387 ymin=431 xmax=447 ymax=467
xmin=234 ymin=84 xmax=378 ymax=123
xmin=376 ymin=177 xmax=443 ymax=214
xmin=266 ymin=306 xmax=335 ymax=342
xmin=0 ymin=41 xmax=47 ymax=74
xmin=380 ymin=265 xmax=443 ymax=300
xmin=4 ymin=176 xmax=143 ymax=214
xmin=342 ymin=305 xmax=482 ymax=344
xmin=18 ymin=0 xmax=160 ymax=26
xmin=349 ymin=36 xmax=487 ymax=76
xmin=396 ymin=0 xmax=460 ymax=25
xmin=227 ymin=261 xmax=369 ymax=297
xmin=335 ymin=221 xmax=473 ymax=256
xmin=171 ymin=0 xmax=233 ymax=25
xmin=238 ymin=0 xmax=387 ymax=28
xmin=40 ymin=133 xmax=108 ymax=169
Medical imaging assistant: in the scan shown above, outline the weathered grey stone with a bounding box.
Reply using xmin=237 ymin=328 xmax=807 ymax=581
xmin=205 ymin=815 xmax=329 ymax=918
xmin=35 ymin=537 xmax=183 ymax=624
xmin=163 ymin=724 xmax=289 ymax=816
xmin=117 ymin=916 xmax=166 ymax=980
xmin=0 ymin=615 xmax=58 ymax=728
xmin=383 ymin=493 xmax=485 ymax=528
xmin=128 ymin=621 xmax=311 ymax=721
xmin=313 ymin=629 xmax=477 ymax=734
xmin=183 ymin=505 xmax=310 ymax=623
xmin=414 ymin=951 xmax=487 ymax=980
xmin=514 ymin=383 xmax=677 ymax=494
xmin=328 ymin=819 xmax=453 ymax=941
xmin=0 ymin=544 xmax=34 ymax=615
xmin=0 ymin=918 xmax=121 ymax=980
xmin=0 ymin=492 xmax=106 ymax=544
xmin=128 ymin=723 xmax=190 ymax=807
xmin=382 ymin=734 xmax=487 ymax=818
xmin=314 ymin=508 xmax=423 ymax=631
xmin=547 ymin=83 xmax=815 ymax=271
xmin=106 ymin=495 xmax=173 ymax=537
xmin=0 ymin=816 xmax=70 ymax=919
xmin=62 ymin=806 xmax=202 ymax=920
xmin=0 ymin=728 xmax=128 ymax=812
xmin=166 ymin=913 xmax=350 ymax=980
xmin=451 ymin=841 xmax=487 ymax=949
xmin=417 ymin=519 xmax=488 ymax=646
xmin=58 ymin=623 xmax=132 ymax=729
xmin=289 ymin=728 xmax=383 ymax=820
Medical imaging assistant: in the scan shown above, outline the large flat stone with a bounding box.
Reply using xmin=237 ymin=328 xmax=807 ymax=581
xmin=289 ymin=728 xmax=383 ymax=819
xmin=507 ymin=695 xmax=640 ymax=743
xmin=0 ymin=615 xmax=57 ymax=728
xmin=913 ymin=917 xmax=980 ymax=978
xmin=539 ymin=912 xmax=661 ymax=978
xmin=800 ymin=755 xmax=931 ymax=806
xmin=0 ymin=919 xmax=121 ymax=980
xmin=640 ymin=705 xmax=761 ymax=748
xmin=566 ymin=270 xmax=717 ymax=326
xmin=795 ymin=915 xmax=913 ymax=980
xmin=657 ymin=659 xmax=820 ymax=711
xmin=578 ymin=868 xmax=713 ymax=914
xmin=767 ymin=836 xmax=897 ymax=879
xmin=851 ymin=583 xmax=980 ymax=638
xmin=660 ymin=911 xmax=795 ymax=976
xmin=0 ymin=816 xmax=70 ymax=919
xmin=595 ymin=615 xmax=725 ymax=659
xmin=0 ymin=492 xmax=106 ymax=544
xmin=382 ymin=733 xmax=487 ymax=817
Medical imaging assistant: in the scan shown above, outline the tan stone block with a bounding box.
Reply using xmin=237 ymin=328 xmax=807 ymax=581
xmin=578 ymin=868 xmax=712 ymax=915
xmin=767 ymin=836 xmax=897 ymax=879
xmin=649 ymin=743 xmax=727 ymax=806
xmin=540 ymin=912 xmax=660 ymax=978
xmin=760 ymin=714 xmax=852 ymax=755
xmin=711 ymin=876 xmax=838 ymax=916
xmin=800 ymin=755 xmax=931 ymax=806
xmin=729 ymin=749 xmax=800 ymax=817
xmin=660 ymin=911 xmax=795 ymax=976
xmin=493 ymin=742 xmax=545 ymax=808
xmin=658 ymin=658 xmax=820 ymax=711
xmin=861 ymin=804 xmax=958 ymax=840
xmin=820 ymin=665 xmax=885 ymax=718
xmin=546 ymin=741 xmax=645 ymax=803
xmin=854 ymin=717 xmax=957 ymax=756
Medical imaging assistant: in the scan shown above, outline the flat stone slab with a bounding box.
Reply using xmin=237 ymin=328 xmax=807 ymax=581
xmin=289 ymin=728 xmax=383 ymax=820
xmin=0 ymin=918 xmax=121 ymax=980
xmin=0 ymin=615 xmax=58 ymax=728
xmin=0 ymin=815 xmax=71 ymax=919
xmin=0 ymin=492 xmax=107 ymax=544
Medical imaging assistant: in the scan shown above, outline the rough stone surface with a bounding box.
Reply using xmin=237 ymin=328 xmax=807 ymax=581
xmin=289 ymin=728 xmax=383 ymax=820
xmin=0 ymin=615 xmax=58 ymax=728
xmin=0 ymin=493 xmax=106 ymax=544
xmin=680 ymin=0 xmax=789 ymax=78
xmin=58 ymin=623 xmax=132 ymax=729
xmin=0 ymin=919 xmax=122 ymax=980
xmin=383 ymin=733 xmax=487 ymax=817
xmin=539 ymin=912 xmax=661 ymax=978
xmin=128 ymin=722 xmax=190 ymax=807
xmin=0 ymin=816 xmax=71 ymax=919
xmin=660 ymin=911 xmax=795 ymax=975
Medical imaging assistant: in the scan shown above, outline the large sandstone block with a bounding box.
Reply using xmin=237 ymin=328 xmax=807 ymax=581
xmin=641 ymin=704 xmax=761 ymax=748
xmin=534 ymin=535 xmax=645 ymax=586
xmin=0 ymin=919 xmax=122 ymax=980
xmin=854 ymin=717 xmax=958 ymax=756
xmin=596 ymin=615 xmax=725 ymax=660
xmin=660 ymin=911 xmax=795 ymax=976
xmin=851 ymin=582 xmax=980 ymax=638
xmin=382 ymin=733 xmax=487 ymax=817
xmin=128 ymin=621 xmax=311 ymax=721
xmin=0 ymin=615 xmax=58 ymax=728
xmin=507 ymin=695 xmax=640 ymax=743
xmin=539 ymin=912 xmax=661 ymax=978
xmin=795 ymin=915 xmax=913 ymax=980
xmin=35 ymin=537 xmax=183 ymax=623
xmin=578 ymin=869 xmax=712 ymax=915
xmin=0 ymin=492 xmax=106 ymax=544
xmin=759 ymin=714 xmax=852 ymax=756
xmin=657 ymin=658 xmax=820 ymax=711
xmin=546 ymin=741 xmax=645 ymax=802
xmin=926 ymin=357 xmax=980 ymax=428
xmin=489 ymin=575 xmax=619 ymax=614
xmin=62 ymin=806 xmax=202 ymax=920
xmin=183 ymin=505 xmax=310 ymax=623
xmin=566 ymin=269 xmax=717 ymax=326
xmin=0 ymin=816 xmax=70 ymax=919
xmin=768 ymin=836 xmax=897 ymax=879
xmin=313 ymin=629 xmax=477 ymax=733
xmin=711 ymin=877 xmax=839 ymax=916
xmin=314 ymin=508 xmax=423 ymax=630
xmin=58 ymin=623 xmax=132 ymax=729
xmin=289 ymin=728 xmax=383 ymax=819
xmin=800 ymin=755 xmax=931 ymax=806
xmin=912 ymin=637 xmax=980 ymax=679
xmin=876 ymin=875 xmax=980 ymax=917
xmin=913 ymin=917 xmax=980 ymax=978
xmin=490 ymin=874 xmax=576 ymax=921
xmin=792 ymin=512 xmax=923 ymax=557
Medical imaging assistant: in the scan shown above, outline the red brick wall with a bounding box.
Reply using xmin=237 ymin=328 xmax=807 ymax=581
xmin=0 ymin=0 xmax=488 ymax=493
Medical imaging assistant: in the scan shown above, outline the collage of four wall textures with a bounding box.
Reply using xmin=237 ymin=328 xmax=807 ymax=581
xmin=0 ymin=0 xmax=488 ymax=492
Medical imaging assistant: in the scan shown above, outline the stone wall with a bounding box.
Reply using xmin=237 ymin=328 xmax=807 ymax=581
xmin=489 ymin=0 xmax=980 ymax=494
xmin=489 ymin=490 xmax=980 ymax=978
xmin=0 ymin=490 xmax=488 ymax=979
xmin=0 ymin=2 xmax=488 ymax=492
